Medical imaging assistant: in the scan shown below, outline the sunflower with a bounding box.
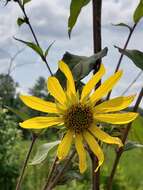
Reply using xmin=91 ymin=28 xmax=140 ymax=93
xmin=19 ymin=61 xmax=138 ymax=173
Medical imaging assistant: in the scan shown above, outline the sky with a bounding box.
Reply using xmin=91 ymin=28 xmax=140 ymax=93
xmin=0 ymin=0 xmax=143 ymax=106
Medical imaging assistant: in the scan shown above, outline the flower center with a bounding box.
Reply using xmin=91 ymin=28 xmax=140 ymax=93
xmin=64 ymin=104 xmax=93 ymax=133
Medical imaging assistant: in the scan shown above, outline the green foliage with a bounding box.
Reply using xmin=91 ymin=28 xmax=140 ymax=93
xmin=45 ymin=41 xmax=55 ymax=58
xmin=115 ymin=46 xmax=143 ymax=70
xmin=129 ymin=116 xmax=143 ymax=143
xmin=113 ymin=23 xmax=132 ymax=31
xmin=56 ymin=48 xmax=108 ymax=85
xmin=5 ymin=105 xmax=29 ymax=121
xmin=0 ymin=74 xmax=18 ymax=107
xmin=14 ymin=38 xmax=54 ymax=62
xmin=0 ymin=109 xmax=21 ymax=189
xmin=124 ymin=141 xmax=143 ymax=151
xmin=23 ymin=0 xmax=31 ymax=5
xmin=29 ymin=76 xmax=47 ymax=99
xmin=134 ymin=0 xmax=143 ymax=23
xmin=72 ymin=48 xmax=108 ymax=80
xmin=30 ymin=141 xmax=60 ymax=165
xmin=68 ymin=0 xmax=91 ymax=37
xmin=17 ymin=17 xmax=27 ymax=26
xmin=13 ymin=140 xmax=143 ymax=190
xmin=14 ymin=38 xmax=44 ymax=60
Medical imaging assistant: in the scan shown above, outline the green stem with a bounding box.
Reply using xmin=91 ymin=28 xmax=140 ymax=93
xmin=45 ymin=150 xmax=76 ymax=190
xmin=16 ymin=134 xmax=37 ymax=190
xmin=43 ymin=156 xmax=58 ymax=190
xmin=17 ymin=0 xmax=53 ymax=76
xmin=107 ymin=87 xmax=143 ymax=190
xmin=106 ymin=23 xmax=137 ymax=100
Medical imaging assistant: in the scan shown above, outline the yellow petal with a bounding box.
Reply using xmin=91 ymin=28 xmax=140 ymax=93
xmin=81 ymin=64 xmax=105 ymax=102
xmin=89 ymin=125 xmax=123 ymax=147
xmin=94 ymin=112 xmax=138 ymax=124
xmin=59 ymin=61 xmax=76 ymax=97
xmin=47 ymin=77 xmax=67 ymax=106
xmin=83 ymin=131 xmax=104 ymax=172
xmin=57 ymin=130 xmax=73 ymax=160
xmin=19 ymin=117 xmax=63 ymax=129
xmin=20 ymin=95 xmax=60 ymax=113
xmin=94 ymin=95 xmax=135 ymax=113
xmin=90 ymin=70 xmax=123 ymax=104
xmin=75 ymin=133 xmax=87 ymax=173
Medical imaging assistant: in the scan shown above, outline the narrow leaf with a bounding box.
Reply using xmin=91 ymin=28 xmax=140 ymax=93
xmin=5 ymin=106 xmax=29 ymax=121
xmin=68 ymin=0 xmax=91 ymax=37
xmin=17 ymin=17 xmax=27 ymax=27
xmin=23 ymin=0 xmax=31 ymax=5
xmin=45 ymin=41 xmax=55 ymax=58
xmin=14 ymin=38 xmax=44 ymax=59
xmin=29 ymin=141 xmax=60 ymax=165
xmin=124 ymin=141 xmax=143 ymax=151
xmin=115 ymin=46 xmax=143 ymax=70
xmin=133 ymin=0 xmax=143 ymax=23
xmin=113 ymin=23 xmax=132 ymax=31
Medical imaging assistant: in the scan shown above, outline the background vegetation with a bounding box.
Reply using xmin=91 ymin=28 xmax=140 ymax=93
xmin=0 ymin=73 xmax=143 ymax=190
xmin=1 ymin=0 xmax=143 ymax=189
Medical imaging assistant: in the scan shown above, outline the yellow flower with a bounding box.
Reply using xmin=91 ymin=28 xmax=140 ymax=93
xmin=19 ymin=61 xmax=138 ymax=173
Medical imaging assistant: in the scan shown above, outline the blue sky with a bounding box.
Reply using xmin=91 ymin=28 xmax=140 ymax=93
xmin=0 ymin=0 xmax=142 ymax=106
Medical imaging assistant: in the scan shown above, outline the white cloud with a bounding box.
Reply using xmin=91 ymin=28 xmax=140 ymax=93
xmin=0 ymin=0 xmax=142 ymax=107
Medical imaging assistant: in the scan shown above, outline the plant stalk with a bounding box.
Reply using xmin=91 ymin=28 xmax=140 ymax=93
xmin=107 ymin=87 xmax=143 ymax=190
xmin=106 ymin=23 xmax=137 ymax=100
xmin=17 ymin=0 xmax=53 ymax=76
xmin=43 ymin=156 xmax=58 ymax=190
xmin=121 ymin=70 xmax=142 ymax=96
xmin=45 ymin=150 xmax=76 ymax=190
xmin=16 ymin=134 xmax=37 ymax=190
xmin=92 ymin=0 xmax=102 ymax=189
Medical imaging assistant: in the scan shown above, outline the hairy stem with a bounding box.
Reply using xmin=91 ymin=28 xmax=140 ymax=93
xmin=43 ymin=156 xmax=58 ymax=190
xmin=17 ymin=0 xmax=53 ymax=76
xmin=45 ymin=150 xmax=76 ymax=190
xmin=107 ymin=87 xmax=143 ymax=190
xmin=16 ymin=134 xmax=37 ymax=190
xmin=92 ymin=0 xmax=102 ymax=189
xmin=106 ymin=23 xmax=137 ymax=100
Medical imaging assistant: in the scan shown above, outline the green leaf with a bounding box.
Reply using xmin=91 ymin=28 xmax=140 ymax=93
xmin=14 ymin=38 xmax=44 ymax=59
xmin=115 ymin=46 xmax=143 ymax=70
xmin=72 ymin=47 xmax=108 ymax=80
xmin=23 ymin=0 xmax=31 ymax=5
xmin=54 ymin=47 xmax=107 ymax=89
xmin=5 ymin=106 xmax=29 ymax=121
xmin=68 ymin=0 xmax=91 ymax=37
xmin=45 ymin=41 xmax=55 ymax=58
xmin=29 ymin=141 xmax=60 ymax=165
xmin=52 ymin=48 xmax=107 ymax=97
xmin=124 ymin=141 xmax=143 ymax=151
xmin=17 ymin=17 xmax=27 ymax=27
xmin=113 ymin=23 xmax=132 ymax=31
xmin=129 ymin=116 xmax=143 ymax=143
xmin=55 ymin=52 xmax=87 ymax=84
xmin=133 ymin=0 xmax=143 ymax=23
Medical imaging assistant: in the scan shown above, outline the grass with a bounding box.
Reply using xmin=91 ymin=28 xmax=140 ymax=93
xmin=13 ymin=138 xmax=143 ymax=190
